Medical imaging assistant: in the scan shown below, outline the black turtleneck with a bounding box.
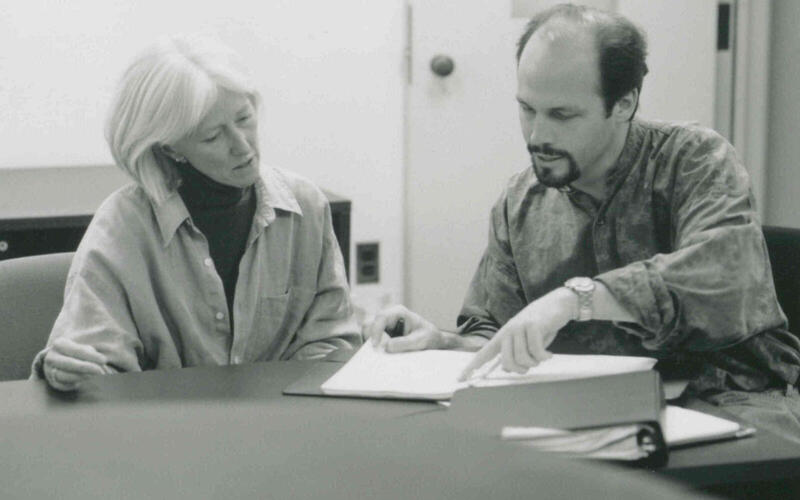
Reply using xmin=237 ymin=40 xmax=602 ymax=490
xmin=175 ymin=162 xmax=256 ymax=330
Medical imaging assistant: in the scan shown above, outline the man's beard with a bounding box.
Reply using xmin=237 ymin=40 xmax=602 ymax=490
xmin=528 ymin=144 xmax=581 ymax=188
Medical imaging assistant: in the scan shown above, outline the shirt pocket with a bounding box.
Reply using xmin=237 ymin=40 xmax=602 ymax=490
xmin=257 ymin=287 xmax=317 ymax=354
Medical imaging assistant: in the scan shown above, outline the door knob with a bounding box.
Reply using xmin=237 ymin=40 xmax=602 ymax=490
xmin=430 ymin=55 xmax=455 ymax=77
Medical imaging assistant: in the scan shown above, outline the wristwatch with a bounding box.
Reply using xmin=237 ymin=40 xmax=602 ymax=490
xmin=564 ymin=277 xmax=595 ymax=321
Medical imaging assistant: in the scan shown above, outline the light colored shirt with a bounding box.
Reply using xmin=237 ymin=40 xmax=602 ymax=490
xmin=459 ymin=118 xmax=800 ymax=393
xmin=32 ymin=165 xmax=360 ymax=377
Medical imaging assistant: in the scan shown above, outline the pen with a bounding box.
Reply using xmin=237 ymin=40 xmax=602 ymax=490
xmin=735 ymin=427 xmax=757 ymax=439
xmin=465 ymin=356 xmax=501 ymax=383
xmin=480 ymin=357 xmax=502 ymax=379
xmin=388 ymin=318 xmax=405 ymax=338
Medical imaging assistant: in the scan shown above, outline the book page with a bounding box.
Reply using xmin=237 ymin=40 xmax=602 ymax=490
xmin=472 ymin=354 xmax=657 ymax=388
xmin=320 ymin=343 xmax=473 ymax=399
xmin=320 ymin=343 xmax=657 ymax=400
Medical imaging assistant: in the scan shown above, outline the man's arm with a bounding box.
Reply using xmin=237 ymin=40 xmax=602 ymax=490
xmin=594 ymin=129 xmax=783 ymax=352
xmin=462 ymin=128 xmax=785 ymax=378
xmin=459 ymin=280 xmax=635 ymax=378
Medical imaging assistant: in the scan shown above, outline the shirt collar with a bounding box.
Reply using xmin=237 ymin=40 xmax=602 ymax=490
xmin=153 ymin=190 xmax=191 ymax=247
xmin=152 ymin=164 xmax=303 ymax=247
xmin=252 ymin=165 xmax=303 ymax=230
xmin=604 ymin=118 xmax=646 ymax=192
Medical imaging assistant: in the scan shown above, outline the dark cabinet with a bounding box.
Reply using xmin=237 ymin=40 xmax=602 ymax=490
xmin=0 ymin=216 xmax=92 ymax=260
xmin=0 ymin=193 xmax=351 ymax=280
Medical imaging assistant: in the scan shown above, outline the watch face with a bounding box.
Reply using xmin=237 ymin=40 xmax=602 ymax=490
xmin=566 ymin=277 xmax=595 ymax=292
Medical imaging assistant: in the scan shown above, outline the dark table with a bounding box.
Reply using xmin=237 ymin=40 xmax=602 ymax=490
xmin=0 ymin=361 xmax=797 ymax=499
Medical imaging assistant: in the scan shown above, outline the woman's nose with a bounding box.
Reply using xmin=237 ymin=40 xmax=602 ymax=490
xmin=229 ymin=128 xmax=252 ymax=156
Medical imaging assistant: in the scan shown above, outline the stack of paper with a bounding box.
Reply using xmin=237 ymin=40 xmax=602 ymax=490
xmin=501 ymin=405 xmax=754 ymax=460
xmin=661 ymin=405 xmax=755 ymax=447
xmin=501 ymin=424 xmax=656 ymax=461
xmin=319 ymin=343 xmax=657 ymax=400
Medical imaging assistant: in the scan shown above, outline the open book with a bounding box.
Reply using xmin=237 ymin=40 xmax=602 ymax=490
xmin=319 ymin=342 xmax=657 ymax=400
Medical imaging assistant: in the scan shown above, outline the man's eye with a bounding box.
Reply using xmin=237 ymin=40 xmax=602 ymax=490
xmin=237 ymin=115 xmax=252 ymax=123
xmin=202 ymin=134 xmax=220 ymax=143
xmin=552 ymin=112 xmax=575 ymax=121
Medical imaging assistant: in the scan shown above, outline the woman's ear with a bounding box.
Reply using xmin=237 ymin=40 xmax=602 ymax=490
xmin=612 ymin=88 xmax=639 ymax=122
xmin=160 ymin=144 xmax=187 ymax=163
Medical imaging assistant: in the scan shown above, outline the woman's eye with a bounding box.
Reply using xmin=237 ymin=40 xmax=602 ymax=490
xmin=237 ymin=115 xmax=252 ymax=123
xmin=202 ymin=134 xmax=219 ymax=143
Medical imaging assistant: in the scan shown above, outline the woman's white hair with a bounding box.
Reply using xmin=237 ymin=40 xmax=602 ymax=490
xmin=105 ymin=35 xmax=261 ymax=203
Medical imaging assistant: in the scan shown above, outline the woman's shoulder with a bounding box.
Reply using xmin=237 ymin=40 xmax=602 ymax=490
xmin=262 ymin=165 xmax=330 ymax=214
xmin=66 ymin=183 xmax=162 ymax=279
xmin=93 ymin=183 xmax=155 ymax=225
xmin=81 ymin=183 xmax=162 ymax=250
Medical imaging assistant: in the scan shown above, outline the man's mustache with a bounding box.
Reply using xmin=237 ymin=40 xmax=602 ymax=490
xmin=527 ymin=144 xmax=570 ymax=158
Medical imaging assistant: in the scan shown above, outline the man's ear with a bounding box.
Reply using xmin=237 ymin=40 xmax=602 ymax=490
xmin=612 ymin=88 xmax=639 ymax=122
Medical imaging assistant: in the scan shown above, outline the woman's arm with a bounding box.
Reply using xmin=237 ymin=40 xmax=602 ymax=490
xmin=284 ymin=200 xmax=361 ymax=360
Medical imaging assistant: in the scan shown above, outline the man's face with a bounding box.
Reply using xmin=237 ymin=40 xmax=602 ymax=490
xmin=170 ymin=89 xmax=260 ymax=188
xmin=516 ymin=31 xmax=617 ymax=189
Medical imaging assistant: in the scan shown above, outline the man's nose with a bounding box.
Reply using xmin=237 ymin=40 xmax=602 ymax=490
xmin=527 ymin=116 xmax=553 ymax=146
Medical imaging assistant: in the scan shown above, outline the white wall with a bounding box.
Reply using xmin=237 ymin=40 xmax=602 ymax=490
xmin=0 ymin=0 xmax=406 ymax=304
xmin=617 ymin=0 xmax=717 ymax=127
xmin=766 ymin=0 xmax=800 ymax=228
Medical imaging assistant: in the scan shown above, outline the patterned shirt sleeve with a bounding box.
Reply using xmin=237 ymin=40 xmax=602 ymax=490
xmin=456 ymin=188 xmax=526 ymax=339
xmin=596 ymin=129 xmax=786 ymax=351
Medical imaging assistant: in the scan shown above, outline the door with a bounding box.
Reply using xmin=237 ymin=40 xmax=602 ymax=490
xmin=405 ymin=0 xmax=717 ymax=329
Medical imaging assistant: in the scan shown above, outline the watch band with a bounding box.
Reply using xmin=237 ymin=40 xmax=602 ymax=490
xmin=564 ymin=277 xmax=595 ymax=321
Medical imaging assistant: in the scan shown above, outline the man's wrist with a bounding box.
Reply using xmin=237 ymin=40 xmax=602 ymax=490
xmin=563 ymin=277 xmax=595 ymax=321
xmin=552 ymin=286 xmax=582 ymax=322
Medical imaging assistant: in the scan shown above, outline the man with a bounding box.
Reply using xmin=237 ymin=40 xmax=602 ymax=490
xmin=366 ymin=4 xmax=800 ymax=440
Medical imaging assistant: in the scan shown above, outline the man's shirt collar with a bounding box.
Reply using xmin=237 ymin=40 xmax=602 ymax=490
xmin=604 ymin=119 xmax=647 ymax=193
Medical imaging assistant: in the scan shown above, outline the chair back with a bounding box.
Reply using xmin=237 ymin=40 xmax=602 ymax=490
xmin=0 ymin=252 xmax=73 ymax=381
xmin=763 ymin=226 xmax=800 ymax=334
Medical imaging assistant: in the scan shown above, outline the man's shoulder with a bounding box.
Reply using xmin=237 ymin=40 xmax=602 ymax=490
xmin=636 ymin=118 xmax=729 ymax=151
xmin=634 ymin=118 xmax=748 ymax=195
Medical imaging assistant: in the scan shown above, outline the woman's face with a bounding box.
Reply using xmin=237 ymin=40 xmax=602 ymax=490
xmin=169 ymin=90 xmax=260 ymax=188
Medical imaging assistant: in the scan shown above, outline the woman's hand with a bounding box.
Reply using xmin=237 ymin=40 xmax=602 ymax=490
xmin=364 ymin=305 xmax=446 ymax=352
xmin=43 ymin=337 xmax=109 ymax=391
xmin=363 ymin=304 xmax=485 ymax=352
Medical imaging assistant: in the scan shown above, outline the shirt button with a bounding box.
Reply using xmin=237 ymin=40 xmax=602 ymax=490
xmin=204 ymin=258 xmax=213 ymax=267
xmin=597 ymin=218 xmax=605 ymax=226
xmin=232 ymin=356 xmax=242 ymax=364
xmin=215 ymin=311 xmax=224 ymax=320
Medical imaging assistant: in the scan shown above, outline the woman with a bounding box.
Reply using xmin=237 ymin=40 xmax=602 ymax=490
xmin=32 ymin=36 xmax=360 ymax=390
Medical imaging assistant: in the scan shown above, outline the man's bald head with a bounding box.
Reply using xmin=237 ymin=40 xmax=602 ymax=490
xmin=516 ymin=4 xmax=648 ymax=117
